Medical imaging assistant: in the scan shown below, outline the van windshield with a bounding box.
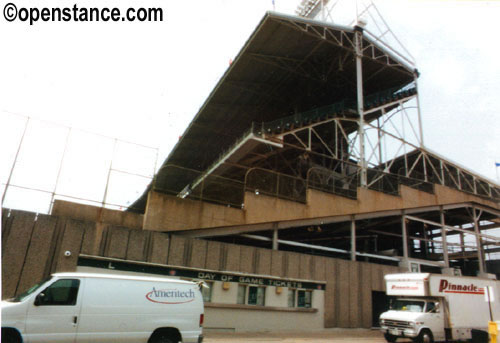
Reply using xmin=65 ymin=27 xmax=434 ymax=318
xmin=7 ymin=277 xmax=51 ymax=303
xmin=391 ymin=299 xmax=425 ymax=312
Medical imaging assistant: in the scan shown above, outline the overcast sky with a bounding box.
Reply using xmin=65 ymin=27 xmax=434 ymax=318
xmin=1 ymin=0 xmax=499 ymax=212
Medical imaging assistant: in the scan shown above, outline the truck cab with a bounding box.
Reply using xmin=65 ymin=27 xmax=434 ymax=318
xmin=380 ymin=297 xmax=445 ymax=343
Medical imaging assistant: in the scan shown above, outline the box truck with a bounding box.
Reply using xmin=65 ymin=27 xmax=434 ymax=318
xmin=379 ymin=273 xmax=500 ymax=343
xmin=1 ymin=272 xmax=204 ymax=343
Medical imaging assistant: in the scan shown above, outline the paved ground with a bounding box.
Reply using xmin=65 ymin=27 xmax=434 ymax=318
xmin=204 ymin=329 xmax=413 ymax=343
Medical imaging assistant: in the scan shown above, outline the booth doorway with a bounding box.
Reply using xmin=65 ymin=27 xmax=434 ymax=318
xmin=372 ymin=291 xmax=393 ymax=327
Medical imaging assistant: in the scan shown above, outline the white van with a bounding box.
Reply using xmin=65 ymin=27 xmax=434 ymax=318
xmin=1 ymin=272 xmax=204 ymax=343
xmin=379 ymin=273 xmax=499 ymax=343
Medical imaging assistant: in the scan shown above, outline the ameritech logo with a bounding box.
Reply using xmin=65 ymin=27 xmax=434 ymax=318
xmin=438 ymin=279 xmax=484 ymax=295
xmin=145 ymin=287 xmax=195 ymax=304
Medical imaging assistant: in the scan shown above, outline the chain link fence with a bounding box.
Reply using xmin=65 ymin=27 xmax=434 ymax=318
xmin=1 ymin=112 xmax=158 ymax=214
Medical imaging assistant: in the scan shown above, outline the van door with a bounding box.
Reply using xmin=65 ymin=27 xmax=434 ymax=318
xmin=25 ymin=278 xmax=83 ymax=343
xmin=425 ymin=300 xmax=445 ymax=341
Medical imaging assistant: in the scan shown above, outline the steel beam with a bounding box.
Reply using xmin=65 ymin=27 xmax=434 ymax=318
xmin=405 ymin=214 xmax=500 ymax=243
xmin=240 ymin=234 xmax=400 ymax=261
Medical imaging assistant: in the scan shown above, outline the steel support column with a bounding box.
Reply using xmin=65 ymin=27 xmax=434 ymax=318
xmin=355 ymin=26 xmax=367 ymax=187
xmin=351 ymin=217 xmax=356 ymax=261
xmin=440 ymin=207 xmax=450 ymax=268
xmin=414 ymin=74 xmax=424 ymax=148
xmin=460 ymin=230 xmax=465 ymax=257
xmin=472 ymin=206 xmax=486 ymax=274
xmin=402 ymin=213 xmax=409 ymax=259
xmin=272 ymin=226 xmax=279 ymax=250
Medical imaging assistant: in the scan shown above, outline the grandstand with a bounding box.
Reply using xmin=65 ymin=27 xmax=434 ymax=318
xmin=124 ymin=12 xmax=499 ymax=276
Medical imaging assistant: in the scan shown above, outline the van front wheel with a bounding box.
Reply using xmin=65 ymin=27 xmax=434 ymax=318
xmin=415 ymin=329 xmax=433 ymax=343
xmin=384 ymin=333 xmax=397 ymax=342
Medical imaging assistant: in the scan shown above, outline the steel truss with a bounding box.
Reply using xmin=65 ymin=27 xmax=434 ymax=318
xmin=288 ymin=0 xmax=500 ymax=201
xmin=175 ymin=80 xmax=499 ymax=204
xmin=295 ymin=0 xmax=415 ymax=67
xmin=273 ymin=16 xmax=413 ymax=71
xmin=169 ymin=0 xmax=500 ymax=208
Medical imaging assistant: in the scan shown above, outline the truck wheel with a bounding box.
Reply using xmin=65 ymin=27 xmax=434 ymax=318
xmin=153 ymin=337 xmax=175 ymax=343
xmin=416 ymin=329 xmax=433 ymax=343
xmin=1 ymin=330 xmax=20 ymax=343
xmin=384 ymin=333 xmax=398 ymax=342
xmin=149 ymin=329 xmax=181 ymax=343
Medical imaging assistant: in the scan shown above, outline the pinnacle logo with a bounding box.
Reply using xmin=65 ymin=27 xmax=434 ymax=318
xmin=145 ymin=287 xmax=196 ymax=304
xmin=391 ymin=285 xmax=418 ymax=290
xmin=438 ymin=280 xmax=484 ymax=295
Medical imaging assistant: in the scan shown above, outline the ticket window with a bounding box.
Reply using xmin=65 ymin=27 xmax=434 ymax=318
xmin=288 ymin=289 xmax=312 ymax=308
xmin=201 ymin=281 xmax=213 ymax=303
xmin=237 ymin=285 xmax=265 ymax=306
xmin=297 ymin=290 xmax=312 ymax=308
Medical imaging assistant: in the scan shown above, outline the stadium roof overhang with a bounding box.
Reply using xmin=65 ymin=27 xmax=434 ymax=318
xmin=130 ymin=11 xmax=416 ymax=213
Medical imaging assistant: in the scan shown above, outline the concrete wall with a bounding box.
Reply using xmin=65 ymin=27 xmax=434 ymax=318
xmin=2 ymin=208 xmax=163 ymax=298
xmin=143 ymin=184 xmax=500 ymax=232
xmin=52 ymin=200 xmax=143 ymax=229
xmin=143 ymin=191 xmax=244 ymax=231
xmin=203 ymin=281 xmax=325 ymax=332
xmin=204 ymin=288 xmax=324 ymax=332
xmin=2 ymin=208 xmax=401 ymax=329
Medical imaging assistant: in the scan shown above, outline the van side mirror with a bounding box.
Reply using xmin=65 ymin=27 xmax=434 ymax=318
xmin=197 ymin=281 xmax=208 ymax=290
xmin=34 ymin=293 xmax=45 ymax=306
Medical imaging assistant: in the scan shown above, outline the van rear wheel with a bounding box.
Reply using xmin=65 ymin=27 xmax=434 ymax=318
xmin=153 ymin=336 xmax=175 ymax=343
xmin=149 ymin=328 xmax=182 ymax=343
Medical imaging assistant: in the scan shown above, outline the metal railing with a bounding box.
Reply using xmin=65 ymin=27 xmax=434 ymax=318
xmin=262 ymin=100 xmax=350 ymax=135
xmin=244 ymin=168 xmax=307 ymax=203
xmin=364 ymin=84 xmax=417 ymax=110
xmin=153 ymin=164 xmax=245 ymax=208
xmin=307 ymin=166 xmax=358 ymax=199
